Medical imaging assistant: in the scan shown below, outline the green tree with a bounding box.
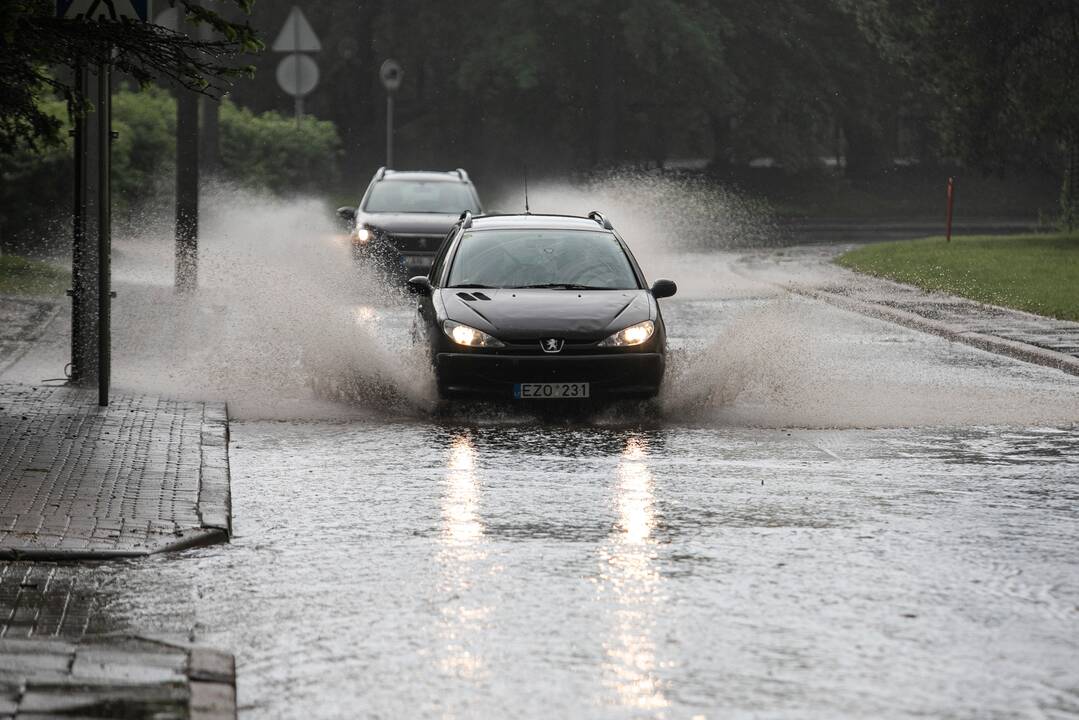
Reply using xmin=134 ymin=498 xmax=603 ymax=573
xmin=851 ymin=0 xmax=1079 ymax=225
xmin=0 ymin=0 xmax=262 ymax=154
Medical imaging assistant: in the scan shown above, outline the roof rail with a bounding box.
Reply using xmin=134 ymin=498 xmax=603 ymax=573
xmin=459 ymin=210 xmax=473 ymax=229
xmin=375 ymin=166 xmax=387 ymax=180
xmin=455 ymin=168 xmax=469 ymax=182
xmin=588 ymin=211 xmax=613 ymax=230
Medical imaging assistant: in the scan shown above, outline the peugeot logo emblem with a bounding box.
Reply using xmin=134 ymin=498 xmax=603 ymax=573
xmin=541 ymin=338 xmax=564 ymax=353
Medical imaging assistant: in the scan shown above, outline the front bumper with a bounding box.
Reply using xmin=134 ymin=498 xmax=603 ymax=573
xmin=351 ymin=245 xmax=435 ymax=278
xmin=435 ymin=352 xmax=665 ymax=399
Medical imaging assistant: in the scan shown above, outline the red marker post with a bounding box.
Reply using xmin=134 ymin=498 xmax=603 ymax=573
xmin=945 ymin=176 xmax=956 ymax=242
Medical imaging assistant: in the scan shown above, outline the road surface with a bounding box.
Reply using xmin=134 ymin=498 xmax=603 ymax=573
xmin=2 ymin=190 xmax=1077 ymax=718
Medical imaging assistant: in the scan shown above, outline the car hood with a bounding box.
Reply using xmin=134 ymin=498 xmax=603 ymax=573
xmin=439 ymin=288 xmax=652 ymax=341
xmin=357 ymin=212 xmax=460 ymax=235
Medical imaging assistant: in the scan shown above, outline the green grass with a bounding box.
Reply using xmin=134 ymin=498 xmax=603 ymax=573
xmin=0 ymin=255 xmax=70 ymax=296
xmin=836 ymin=233 xmax=1079 ymax=321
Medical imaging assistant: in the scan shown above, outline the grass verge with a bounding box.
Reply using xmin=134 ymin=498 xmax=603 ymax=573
xmin=836 ymin=233 xmax=1079 ymax=321
xmin=0 ymin=255 xmax=70 ymax=296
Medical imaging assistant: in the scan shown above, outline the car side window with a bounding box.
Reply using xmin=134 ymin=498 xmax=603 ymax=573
xmin=429 ymin=227 xmax=458 ymax=285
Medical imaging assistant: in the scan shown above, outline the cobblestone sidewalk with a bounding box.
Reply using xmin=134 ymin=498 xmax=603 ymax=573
xmin=0 ymin=384 xmax=230 ymax=559
xmin=0 ymin=635 xmax=235 ymax=718
xmin=738 ymin=246 xmax=1079 ymax=376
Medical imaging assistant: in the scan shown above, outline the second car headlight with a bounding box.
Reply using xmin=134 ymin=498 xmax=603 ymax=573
xmin=443 ymin=320 xmax=505 ymax=348
xmin=353 ymin=225 xmax=375 ymax=244
xmin=599 ymin=320 xmax=655 ymax=347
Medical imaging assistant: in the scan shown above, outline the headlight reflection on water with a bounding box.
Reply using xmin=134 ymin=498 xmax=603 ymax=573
xmin=435 ymin=432 xmax=490 ymax=682
xmin=600 ymin=434 xmax=670 ymax=711
xmin=444 ymin=434 xmax=483 ymax=545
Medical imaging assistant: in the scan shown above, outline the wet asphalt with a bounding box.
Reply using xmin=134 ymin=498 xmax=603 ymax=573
xmin=26 ymin=283 xmax=1078 ymax=719
xmin=2 ymin=206 xmax=1078 ymax=717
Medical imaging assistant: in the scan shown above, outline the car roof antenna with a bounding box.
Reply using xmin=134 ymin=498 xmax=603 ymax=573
xmin=524 ymin=164 xmax=530 ymax=214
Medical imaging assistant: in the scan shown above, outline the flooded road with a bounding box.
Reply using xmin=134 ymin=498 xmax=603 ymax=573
xmin=91 ymin=415 xmax=1079 ymax=718
xmin=3 ymin=186 xmax=1078 ymax=717
xmin=25 ymin=290 xmax=1075 ymax=719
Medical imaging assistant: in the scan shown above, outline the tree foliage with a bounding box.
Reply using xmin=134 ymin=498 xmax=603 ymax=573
xmin=0 ymin=86 xmax=341 ymax=250
xmin=0 ymin=0 xmax=262 ymax=154
xmin=849 ymin=0 xmax=1079 ymax=222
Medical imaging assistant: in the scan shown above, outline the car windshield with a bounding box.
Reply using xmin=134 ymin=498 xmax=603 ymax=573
xmin=446 ymin=229 xmax=639 ymax=290
xmin=363 ymin=180 xmax=479 ymax=214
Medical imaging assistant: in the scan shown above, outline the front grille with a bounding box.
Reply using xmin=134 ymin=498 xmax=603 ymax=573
xmin=386 ymin=234 xmax=443 ymax=253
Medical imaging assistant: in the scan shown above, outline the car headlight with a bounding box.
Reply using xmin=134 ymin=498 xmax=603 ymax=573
xmin=354 ymin=225 xmax=375 ymax=244
xmin=599 ymin=320 xmax=655 ymax=347
xmin=443 ymin=320 xmax=505 ymax=348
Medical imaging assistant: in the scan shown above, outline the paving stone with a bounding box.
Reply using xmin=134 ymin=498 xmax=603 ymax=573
xmin=0 ymin=636 xmax=234 ymax=718
xmin=0 ymin=384 xmax=231 ymax=559
xmin=187 ymin=648 xmax=234 ymax=684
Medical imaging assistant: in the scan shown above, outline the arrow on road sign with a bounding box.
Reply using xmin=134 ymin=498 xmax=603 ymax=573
xmin=272 ymin=6 xmax=321 ymax=52
xmin=58 ymin=0 xmax=149 ymax=21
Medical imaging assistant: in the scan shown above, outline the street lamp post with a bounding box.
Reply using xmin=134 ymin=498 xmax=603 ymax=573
xmin=380 ymin=59 xmax=403 ymax=168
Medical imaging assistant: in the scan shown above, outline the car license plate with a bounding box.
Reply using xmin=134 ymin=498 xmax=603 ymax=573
xmin=403 ymin=255 xmax=434 ymax=268
xmin=514 ymin=382 xmax=590 ymax=399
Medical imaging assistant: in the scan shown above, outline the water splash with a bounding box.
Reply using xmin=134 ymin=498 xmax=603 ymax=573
xmin=661 ymin=297 xmax=1079 ymax=428
xmin=92 ymin=178 xmax=1078 ymax=428
xmin=109 ymin=184 xmax=435 ymax=419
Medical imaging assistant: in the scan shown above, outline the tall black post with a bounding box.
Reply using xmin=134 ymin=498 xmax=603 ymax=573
xmin=175 ymin=14 xmax=200 ymax=292
xmin=175 ymin=89 xmax=199 ymax=291
xmin=70 ymin=60 xmax=88 ymax=384
xmin=97 ymin=60 xmax=112 ymax=406
xmin=72 ymin=62 xmax=103 ymax=387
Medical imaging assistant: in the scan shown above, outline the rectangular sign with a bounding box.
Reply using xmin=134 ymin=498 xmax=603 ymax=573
xmin=58 ymin=0 xmax=150 ymax=21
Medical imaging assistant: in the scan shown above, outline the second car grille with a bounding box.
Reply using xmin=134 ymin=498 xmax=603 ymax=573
xmin=387 ymin=234 xmax=443 ymax=253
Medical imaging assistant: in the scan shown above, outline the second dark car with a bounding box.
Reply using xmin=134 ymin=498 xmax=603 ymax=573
xmin=337 ymin=167 xmax=483 ymax=278
xmin=408 ymin=211 xmax=677 ymax=401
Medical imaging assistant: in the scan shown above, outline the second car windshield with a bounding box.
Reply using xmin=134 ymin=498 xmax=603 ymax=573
xmin=363 ymin=180 xmax=479 ymax=214
xmin=446 ymin=230 xmax=639 ymax=290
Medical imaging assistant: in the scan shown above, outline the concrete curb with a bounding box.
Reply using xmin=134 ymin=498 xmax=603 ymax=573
xmin=0 ymin=528 xmax=227 ymax=561
xmin=198 ymin=402 xmax=232 ymax=537
xmin=789 ymin=285 xmax=1079 ymax=377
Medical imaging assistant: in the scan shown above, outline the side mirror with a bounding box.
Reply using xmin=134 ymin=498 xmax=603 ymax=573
xmin=651 ymin=279 xmax=677 ymax=299
xmin=336 ymin=206 xmax=356 ymax=230
xmin=407 ymin=276 xmax=432 ymax=296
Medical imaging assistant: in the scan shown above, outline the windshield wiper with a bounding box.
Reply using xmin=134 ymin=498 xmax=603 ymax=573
xmin=449 ymin=283 xmax=498 ymax=289
xmin=520 ymin=283 xmax=610 ymax=290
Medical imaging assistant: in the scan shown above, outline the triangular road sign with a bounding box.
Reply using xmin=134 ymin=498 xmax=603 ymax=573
xmin=272 ymin=6 xmax=321 ymax=52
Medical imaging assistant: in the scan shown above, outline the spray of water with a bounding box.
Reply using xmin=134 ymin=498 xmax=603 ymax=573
xmin=90 ymin=172 xmax=1076 ymax=427
xmin=109 ymin=183 xmax=435 ymax=419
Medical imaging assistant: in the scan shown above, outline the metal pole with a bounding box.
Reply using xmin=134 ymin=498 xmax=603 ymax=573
xmin=97 ymin=60 xmax=111 ymax=406
xmin=386 ymin=94 xmax=394 ymax=168
xmin=175 ymin=90 xmax=199 ymax=291
xmin=70 ymin=59 xmax=87 ymax=384
xmin=75 ymin=63 xmax=102 ymax=387
xmin=175 ymin=12 xmax=199 ymax=292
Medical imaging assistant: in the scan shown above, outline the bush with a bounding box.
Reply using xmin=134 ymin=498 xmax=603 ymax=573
xmin=220 ymin=101 xmax=341 ymax=193
xmin=0 ymin=86 xmax=342 ymax=252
